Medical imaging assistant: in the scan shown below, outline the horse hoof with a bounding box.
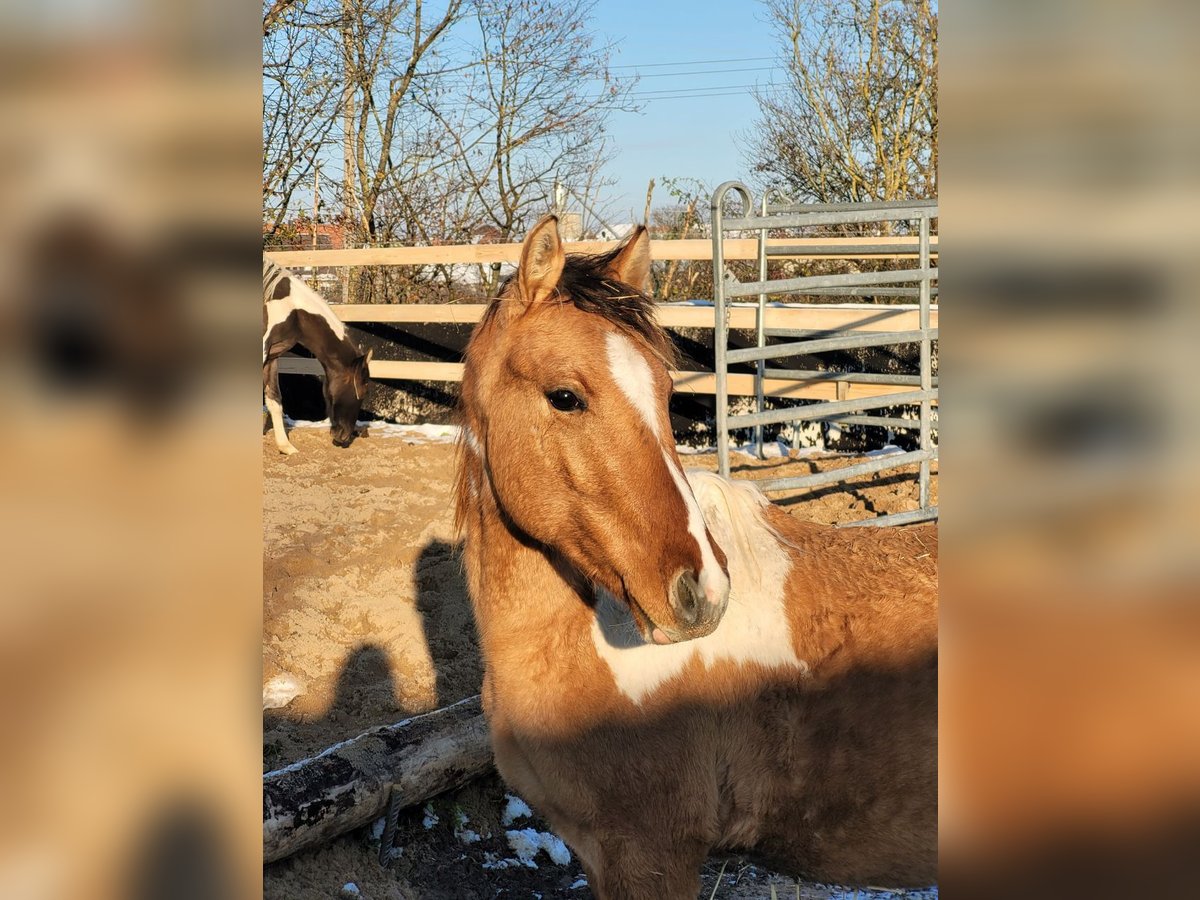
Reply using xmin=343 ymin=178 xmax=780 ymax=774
xmin=279 ymin=444 xmax=299 ymax=456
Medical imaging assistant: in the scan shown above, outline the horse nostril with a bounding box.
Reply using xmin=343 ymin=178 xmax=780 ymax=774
xmin=671 ymin=571 xmax=703 ymax=624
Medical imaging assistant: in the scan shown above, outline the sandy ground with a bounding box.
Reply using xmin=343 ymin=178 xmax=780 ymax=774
xmin=263 ymin=424 xmax=938 ymax=899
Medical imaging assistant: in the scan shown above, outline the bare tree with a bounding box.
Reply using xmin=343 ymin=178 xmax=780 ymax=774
xmin=652 ymin=177 xmax=713 ymax=302
xmin=263 ymin=3 xmax=342 ymax=235
xmin=425 ymin=0 xmax=638 ymax=293
xmin=262 ymin=0 xmax=632 ymax=303
xmin=339 ymin=0 xmax=466 ymax=243
xmin=748 ymin=0 xmax=937 ymax=204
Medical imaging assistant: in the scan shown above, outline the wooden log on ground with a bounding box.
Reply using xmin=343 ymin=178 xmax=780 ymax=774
xmin=263 ymin=695 xmax=492 ymax=863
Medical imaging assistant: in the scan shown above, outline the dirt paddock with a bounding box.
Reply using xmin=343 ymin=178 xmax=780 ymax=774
xmin=263 ymin=424 xmax=938 ymax=900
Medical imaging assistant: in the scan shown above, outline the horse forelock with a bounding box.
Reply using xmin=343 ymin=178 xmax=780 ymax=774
xmin=486 ymin=248 xmax=676 ymax=368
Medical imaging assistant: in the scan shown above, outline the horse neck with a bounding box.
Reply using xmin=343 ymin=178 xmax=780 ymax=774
xmin=304 ymin=322 xmax=359 ymax=374
xmin=459 ymin=472 xmax=608 ymax=721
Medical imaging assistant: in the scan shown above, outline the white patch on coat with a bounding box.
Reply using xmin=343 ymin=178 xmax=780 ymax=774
xmin=591 ymin=471 xmax=804 ymax=704
xmin=605 ymin=331 xmax=727 ymax=602
xmin=263 ymin=263 xmax=347 ymax=361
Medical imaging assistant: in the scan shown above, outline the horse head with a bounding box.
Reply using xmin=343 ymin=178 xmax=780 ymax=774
xmin=459 ymin=216 xmax=730 ymax=643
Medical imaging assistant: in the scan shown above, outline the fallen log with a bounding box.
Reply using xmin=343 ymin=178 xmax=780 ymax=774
xmin=264 ymin=694 xmax=492 ymax=863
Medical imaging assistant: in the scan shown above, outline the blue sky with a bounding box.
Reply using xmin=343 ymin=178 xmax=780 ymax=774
xmin=582 ymin=0 xmax=782 ymax=220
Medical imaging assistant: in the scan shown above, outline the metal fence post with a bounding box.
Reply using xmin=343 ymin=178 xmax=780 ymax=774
xmin=918 ymin=213 xmax=932 ymax=512
xmin=754 ymin=193 xmax=770 ymax=459
xmin=706 ymin=190 xmax=937 ymax=526
xmin=710 ymin=182 xmax=755 ymax=480
xmin=711 ymin=188 xmax=731 ymax=479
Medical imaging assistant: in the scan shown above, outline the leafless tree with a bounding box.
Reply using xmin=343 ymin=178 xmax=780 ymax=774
xmin=338 ymin=0 xmax=466 ymax=244
xmin=425 ymin=0 xmax=639 ymax=293
xmin=263 ymin=3 xmax=342 ymax=235
xmin=748 ymin=0 xmax=937 ymax=205
xmin=262 ymin=0 xmax=633 ymax=302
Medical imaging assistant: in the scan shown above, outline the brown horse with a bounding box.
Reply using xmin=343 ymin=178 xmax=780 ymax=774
xmin=455 ymin=216 xmax=937 ymax=899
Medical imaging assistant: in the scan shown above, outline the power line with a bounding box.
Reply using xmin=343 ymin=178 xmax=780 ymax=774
xmin=629 ymin=82 xmax=779 ymax=97
xmin=608 ymin=55 xmax=774 ymax=70
xmin=638 ymin=87 xmax=790 ymax=101
xmin=619 ymin=65 xmax=780 ymax=80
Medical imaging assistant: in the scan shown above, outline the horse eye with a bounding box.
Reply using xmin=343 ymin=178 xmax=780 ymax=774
xmin=546 ymin=389 xmax=584 ymax=412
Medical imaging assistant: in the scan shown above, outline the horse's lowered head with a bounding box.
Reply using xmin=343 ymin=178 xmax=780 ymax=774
xmin=458 ymin=216 xmax=730 ymax=643
xmin=325 ymin=347 xmax=371 ymax=447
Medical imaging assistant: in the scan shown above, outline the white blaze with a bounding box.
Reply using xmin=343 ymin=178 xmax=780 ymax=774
xmin=605 ymin=332 xmax=662 ymax=440
xmin=604 ymin=331 xmax=729 ymax=605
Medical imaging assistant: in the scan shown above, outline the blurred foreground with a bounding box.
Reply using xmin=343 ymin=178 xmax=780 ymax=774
xmin=0 ymin=2 xmax=261 ymax=899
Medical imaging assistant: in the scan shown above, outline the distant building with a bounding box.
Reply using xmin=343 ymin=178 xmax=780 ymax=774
xmin=264 ymin=219 xmax=351 ymax=251
xmin=593 ymin=222 xmax=637 ymax=241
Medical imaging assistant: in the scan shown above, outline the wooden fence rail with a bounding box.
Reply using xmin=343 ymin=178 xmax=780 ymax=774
xmin=278 ymin=357 xmax=935 ymax=404
xmin=265 ymin=235 xmax=938 ymax=268
xmin=279 ymin=303 xmax=938 ymax=402
xmin=267 ymin=237 xmax=938 ymax=401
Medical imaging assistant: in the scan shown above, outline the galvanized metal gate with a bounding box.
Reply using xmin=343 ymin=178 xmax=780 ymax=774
xmin=709 ymin=183 xmax=938 ymax=527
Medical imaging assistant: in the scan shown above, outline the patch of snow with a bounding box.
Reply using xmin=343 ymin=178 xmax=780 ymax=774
xmin=262 ymin=674 xmax=306 ymax=710
xmin=340 ymin=883 xmax=360 ymax=898
xmin=569 ymin=877 xmax=588 ymax=890
xmin=481 ymin=852 xmax=524 ymax=870
xmin=365 ymin=422 xmax=460 ymax=443
xmin=501 ymin=794 xmax=533 ymax=826
xmin=422 ymin=804 xmax=439 ymax=829
xmin=505 ymin=829 xmax=571 ymax=867
xmin=451 ymin=807 xmax=482 ymax=843
xmin=283 ymin=417 xmax=460 ymax=444
xmin=369 ymin=817 xmax=385 ymax=841
xmin=676 ymin=440 xmax=826 ymax=459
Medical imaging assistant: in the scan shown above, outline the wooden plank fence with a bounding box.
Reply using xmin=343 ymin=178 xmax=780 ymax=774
xmin=267 ymin=237 xmax=938 ymax=402
xmin=266 ymin=235 xmax=939 ymax=268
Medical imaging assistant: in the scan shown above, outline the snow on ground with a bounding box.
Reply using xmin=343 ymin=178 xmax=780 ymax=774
xmin=261 ymin=673 xmax=306 ymax=710
xmin=284 ymin=415 xmax=910 ymax=461
xmin=501 ymin=794 xmax=533 ymax=826
xmin=421 ymin=804 xmax=439 ymax=830
xmin=453 ymin=808 xmax=482 ymax=844
xmin=285 ymin=417 xmax=460 ymax=443
xmin=504 ymin=828 xmax=572 ymax=867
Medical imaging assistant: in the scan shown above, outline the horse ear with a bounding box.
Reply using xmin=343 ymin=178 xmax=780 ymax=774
xmin=518 ymin=215 xmax=565 ymax=307
xmin=606 ymin=226 xmax=652 ymax=294
xmin=363 ymin=347 xmax=373 ymax=366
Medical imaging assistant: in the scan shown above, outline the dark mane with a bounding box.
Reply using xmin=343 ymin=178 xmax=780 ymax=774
xmin=489 ymin=244 xmax=677 ymax=366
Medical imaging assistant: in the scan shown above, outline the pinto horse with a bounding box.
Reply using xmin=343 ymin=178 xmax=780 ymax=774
xmin=262 ymin=260 xmax=371 ymax=454
xmin=455 ymin=217 xmax=937 ymax=899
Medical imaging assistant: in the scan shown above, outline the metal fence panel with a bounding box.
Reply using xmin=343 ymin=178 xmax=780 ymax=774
xmin=709 ymin=181 xmax=938 ymax=527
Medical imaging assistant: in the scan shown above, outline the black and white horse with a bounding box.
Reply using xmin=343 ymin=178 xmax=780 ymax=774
xmin=263 ymin=261 xmax=371 ymax=454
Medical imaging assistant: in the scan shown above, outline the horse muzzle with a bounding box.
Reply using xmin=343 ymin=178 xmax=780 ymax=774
xmin=651 ymin=569 xmax=728 ymax=644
